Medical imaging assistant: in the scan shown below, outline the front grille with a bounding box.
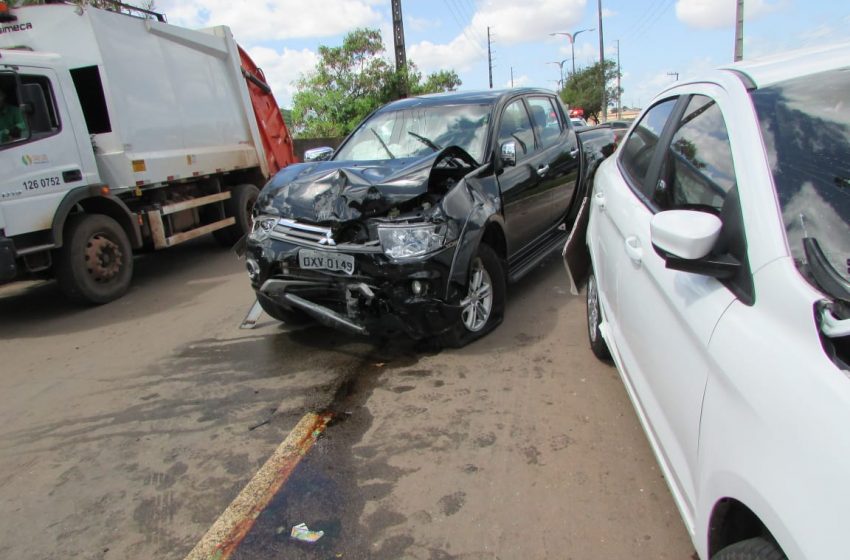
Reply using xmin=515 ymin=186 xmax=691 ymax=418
xmin=269 ymin=218 xmax=382 ymax=254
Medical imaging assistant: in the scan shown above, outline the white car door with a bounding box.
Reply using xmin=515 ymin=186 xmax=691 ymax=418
xmin=609 ymin=86 xmax=746 ymax=527
xmin=589 ymin=98 xmax=679 ymax=357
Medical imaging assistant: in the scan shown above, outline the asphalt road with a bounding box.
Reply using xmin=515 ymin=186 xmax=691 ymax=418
xmin=0 ymin=238 xmax=695 ymax=559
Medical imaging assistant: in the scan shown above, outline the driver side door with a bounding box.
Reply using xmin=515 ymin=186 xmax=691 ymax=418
xmin=497 ymin=96 xmax=550 ymax=255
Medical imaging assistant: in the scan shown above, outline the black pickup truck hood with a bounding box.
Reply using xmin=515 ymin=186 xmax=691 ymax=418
xmin=255 ymin=149 xmax=476 ymax=224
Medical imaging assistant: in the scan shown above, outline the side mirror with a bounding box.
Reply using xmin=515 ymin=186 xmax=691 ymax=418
xmin=651 ymin=210 xmax=740 ymax=279
xmin=651 ymin=210 xmax=721 ymax=260
xmin=304 ymin=146 xmax=334 ymax=162
xmin=500 ymin=141 xmax=517 ymax=167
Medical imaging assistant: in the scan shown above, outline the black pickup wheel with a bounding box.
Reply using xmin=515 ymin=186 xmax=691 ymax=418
xmin=442 ymin=243 xmax=506 ymax=348
xmin=256 ymin=293 xmax=312 ymax=326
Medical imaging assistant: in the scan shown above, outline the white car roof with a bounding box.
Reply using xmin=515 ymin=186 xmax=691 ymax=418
xmin=719 ymin=41 xmax=850 ymax=88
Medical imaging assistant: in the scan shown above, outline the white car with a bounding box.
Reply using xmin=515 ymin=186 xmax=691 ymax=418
xmin=565 ymin=43 xmax=850 ymax=559
xmin=570 ymin=117 xmax=589 ymax=128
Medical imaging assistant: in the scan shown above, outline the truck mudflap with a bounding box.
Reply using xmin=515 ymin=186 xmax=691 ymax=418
xmin=0 ymin=237 xmax=17 ymax=282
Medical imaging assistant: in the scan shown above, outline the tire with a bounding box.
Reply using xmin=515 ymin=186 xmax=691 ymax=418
xmin=55 ymin=213 xmax=133 ymax=304
xmin=256 ymin=292 xmax=312 ymax=326
xmin=213 ymin=183 xmax=260 ymax=247
xmin=442 ymin=243 xmax=506 ymax=348
xmin=712 ymin=537 xmax=787 ymax=560
xmin=586 ymin=267 xmax=611 ymax=361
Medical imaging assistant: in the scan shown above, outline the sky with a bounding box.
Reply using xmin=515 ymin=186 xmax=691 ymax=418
xmin=156 ymin=0 xmax=850 ymax=110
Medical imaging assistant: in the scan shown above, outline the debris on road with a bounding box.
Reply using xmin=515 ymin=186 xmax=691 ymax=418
xmin=240 ymin=299 xmax=264 ymax=329
xmin=290 ymin=523 xmax=324 ymax=543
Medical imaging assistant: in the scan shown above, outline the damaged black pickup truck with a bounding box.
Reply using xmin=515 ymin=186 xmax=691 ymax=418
xmin=244 ymin=88 xmax=614 ymax=346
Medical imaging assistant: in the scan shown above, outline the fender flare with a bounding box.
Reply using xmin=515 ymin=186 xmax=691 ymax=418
xmin=51 ymin=185 xmax=142 ymax=249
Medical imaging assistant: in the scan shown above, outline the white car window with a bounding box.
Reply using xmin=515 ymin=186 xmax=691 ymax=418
xmin=658 ymin=95 xmax=736 ymax=211
xmin=619 ymin=98 xmax=678 ymax=199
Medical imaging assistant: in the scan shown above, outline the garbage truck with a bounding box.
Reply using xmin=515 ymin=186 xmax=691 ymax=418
xmin=0 ymin=1 xmax=296 ymax=303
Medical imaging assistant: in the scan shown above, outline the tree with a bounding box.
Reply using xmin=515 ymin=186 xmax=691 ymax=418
xmin=292 ymin=28 xmax=461 ymax=138
xmin=560 ymin=60 xmax=621 ymax=123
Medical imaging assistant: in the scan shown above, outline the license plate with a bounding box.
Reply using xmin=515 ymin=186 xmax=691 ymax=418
xmin=298 ymin=249 xmax=355 ymax=275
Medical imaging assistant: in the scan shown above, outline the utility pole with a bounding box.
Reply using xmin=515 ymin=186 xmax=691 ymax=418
xmin=391 ymin=0 xmax=407 ymax=98
xmin=616 ymin=40 xmax=621 ymax=119
xmin=487 ymin=26 xmax=494 ymax=89
xmin=598 ymin=0 xmax=606 ymax=122
xmin=667 ymin=71 xmax=679 ymax=81
xmin=510 ymin=66 xmax=514 ymax=88
xmin=734 ymin=0 xmax=744 ymax=61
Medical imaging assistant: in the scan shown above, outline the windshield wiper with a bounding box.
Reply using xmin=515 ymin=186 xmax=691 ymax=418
xmin=407 ymin=130 xmax=442 ymax=152
xmin=804 ymin=236 xmax=850 ymax=304
xmin=370 ymin=127 xmax=395 ymax=159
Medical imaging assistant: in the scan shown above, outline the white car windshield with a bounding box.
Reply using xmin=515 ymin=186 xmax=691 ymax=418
xmin=751 ymin=69 xmax=850 ymax=292
xmin=334 ymin=103 xmax=491 ymax=163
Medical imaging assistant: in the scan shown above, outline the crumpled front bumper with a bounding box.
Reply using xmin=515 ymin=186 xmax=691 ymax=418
xmin=246 ymin=235 xmax=463 ymax=339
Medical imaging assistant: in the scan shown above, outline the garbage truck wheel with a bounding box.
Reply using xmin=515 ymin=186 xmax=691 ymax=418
xmin=214 ymin=183 xmax=260 ymax=247
xmin=55 ymin=213 xmax=133 ymax=304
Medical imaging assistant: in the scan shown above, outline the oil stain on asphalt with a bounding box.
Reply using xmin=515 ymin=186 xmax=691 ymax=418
xmin=230 ymin=339 xmax=434 ymax=560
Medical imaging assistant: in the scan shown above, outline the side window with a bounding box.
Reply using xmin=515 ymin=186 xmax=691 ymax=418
xmin=498 ymin=99 xmax=536 ymax=161
xmin=527 ymin=96 xmax=562 ymax=150
xmin=70 ymin=66 xmax=111 ymax=134
xmin=656 ymin=95 xmax=735 ymax=211
xmin=0 ymin=73 xmax=29 ymax=146
xmin=620 ymin=98 xmax=678 ymax=199
xmin=20 ymin=75 xmax=61 ymax=137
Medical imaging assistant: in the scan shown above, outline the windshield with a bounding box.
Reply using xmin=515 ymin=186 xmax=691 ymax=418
xmin=751 ymin=68 xmax=850 ymax=289
xmin=334 ymin=103 xmax=491 ymax=163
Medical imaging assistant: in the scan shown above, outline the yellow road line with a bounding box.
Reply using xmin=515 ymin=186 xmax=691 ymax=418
xmin=184 ymin=411 xmax=332 ymax=560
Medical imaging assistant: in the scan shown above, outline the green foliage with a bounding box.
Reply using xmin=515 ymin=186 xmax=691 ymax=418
xmin=292 ymin=28 xmax=461 ymax=139
xmin=279 ymin=108 xmax=293 ymax=131
xmin=559 ymin=60 xmax=622 ymax=123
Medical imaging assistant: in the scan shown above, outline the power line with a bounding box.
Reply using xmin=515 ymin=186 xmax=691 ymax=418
xmin=625 ymin=0 xmax=675 ymax=42
xmin=441 ymin=0 xmax=488 ymax=56
xmin=621 ymin=0 xmax=665 ymax=39
xmin=449 ymin=0 xmax=486 ymax=45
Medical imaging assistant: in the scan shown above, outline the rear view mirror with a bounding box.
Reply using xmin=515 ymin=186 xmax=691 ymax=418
xmin=500 ymin=141 xmax=517 ymax=167
xmin=304 ymin=146 xmax=334 ymax=162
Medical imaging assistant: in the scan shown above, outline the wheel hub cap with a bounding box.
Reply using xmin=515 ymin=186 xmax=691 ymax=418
xmin=460 ymin=258 xmax=493 ymax=332
xmin=588 ymin=277 xmax=599 ymax=342
xmin=85 ymin=234 xmax=123 ymax=283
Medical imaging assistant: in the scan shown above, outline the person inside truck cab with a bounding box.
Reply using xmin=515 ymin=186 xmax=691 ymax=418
xmin=0 ymin=87 xmax=27 ymax=144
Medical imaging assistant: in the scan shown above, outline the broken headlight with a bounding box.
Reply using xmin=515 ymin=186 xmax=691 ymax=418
xmin=378 ymin=223 xmax=447 ymax=260
xmin=249 ymin=216 xmax=279 ymax=242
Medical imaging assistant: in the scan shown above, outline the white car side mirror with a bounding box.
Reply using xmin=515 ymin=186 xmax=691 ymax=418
xmin=650 ymin=210 xmax=722 ymax=260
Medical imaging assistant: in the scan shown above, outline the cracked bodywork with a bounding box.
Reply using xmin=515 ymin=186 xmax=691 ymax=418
xmin=246 ymin=146 xmax=498 ymax=339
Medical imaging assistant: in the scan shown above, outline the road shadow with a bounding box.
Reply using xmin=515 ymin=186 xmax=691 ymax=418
xmin=0 ymin=237 xmax=243 ymax=339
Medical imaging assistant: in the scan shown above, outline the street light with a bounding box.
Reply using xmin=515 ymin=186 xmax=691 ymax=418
xmin=546 ymin=58 xmax=569 ymax=89
xmin=550 ymin=27 xmax=595 ymax=77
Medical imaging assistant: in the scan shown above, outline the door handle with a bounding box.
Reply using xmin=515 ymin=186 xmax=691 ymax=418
xmin=624 ymin=236 xmax=643 ymax=263
xmin=593 ymin=191 xmax=606 ymax=210
xmin=569 ymin=147 xmax=580 ymax=158
xmin=537 ymin=164 xmax=550 ymax=177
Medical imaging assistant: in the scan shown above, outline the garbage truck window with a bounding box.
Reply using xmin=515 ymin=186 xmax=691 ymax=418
xmin=0 ymin=75 xmax=28 ymax=146
xmin=20 ymin=75 xmax=60 ymax=136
